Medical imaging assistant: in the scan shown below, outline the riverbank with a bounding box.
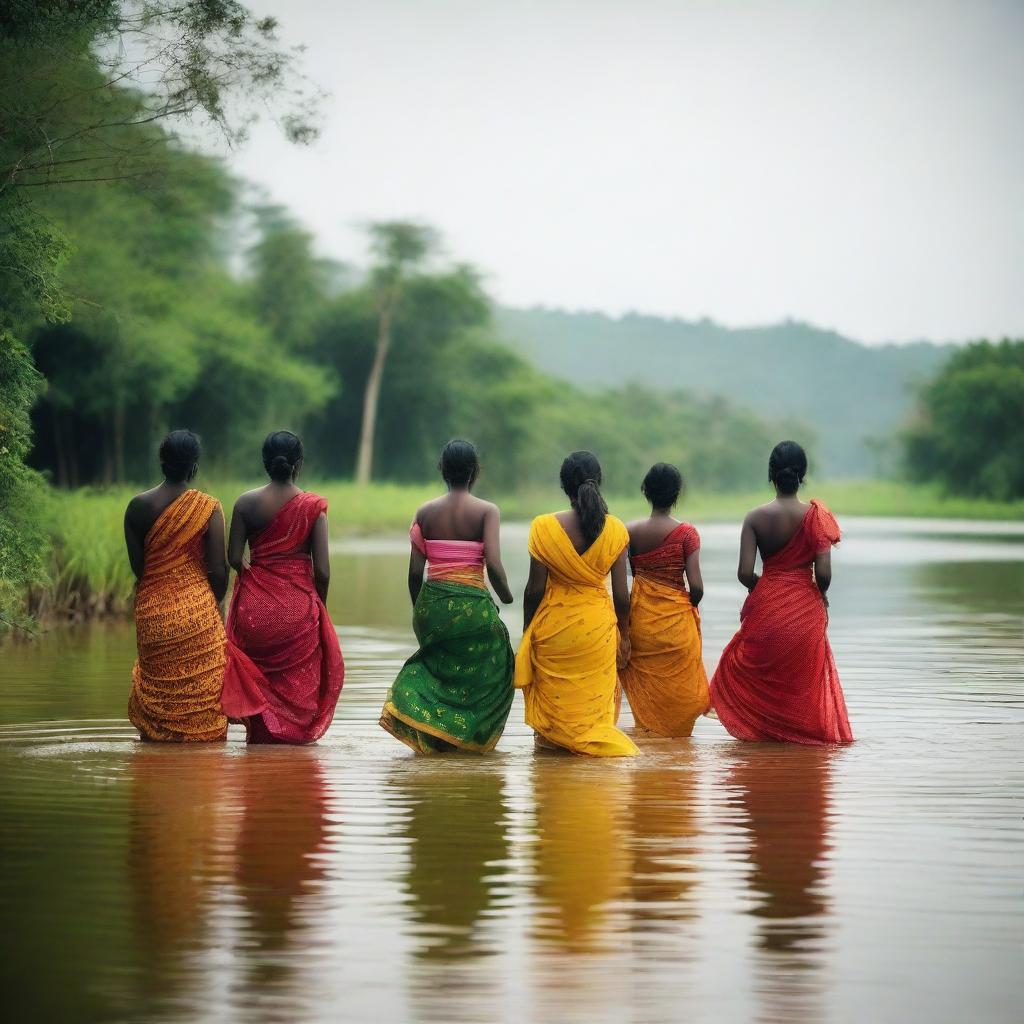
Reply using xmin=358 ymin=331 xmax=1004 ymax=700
xmin=25 ymin=478 xmax=1024 ymax=623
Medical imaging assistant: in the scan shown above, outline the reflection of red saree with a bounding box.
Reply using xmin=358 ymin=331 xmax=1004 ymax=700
xmin=222 ymin=492 xmax=344 ymax=744
xmin=710 ymin=500 xmax=853 ymax=745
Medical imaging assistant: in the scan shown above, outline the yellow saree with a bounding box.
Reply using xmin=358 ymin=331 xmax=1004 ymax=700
xmin=514 ymin=514 xmax=639 ymax=757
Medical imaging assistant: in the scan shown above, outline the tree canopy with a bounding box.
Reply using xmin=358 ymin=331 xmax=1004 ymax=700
xmin=904 ymin=340 xmax=1024 ymax=500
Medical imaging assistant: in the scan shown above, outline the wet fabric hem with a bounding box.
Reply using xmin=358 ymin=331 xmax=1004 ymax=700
xmin=380 ymin=702 xmax=500 ymax=754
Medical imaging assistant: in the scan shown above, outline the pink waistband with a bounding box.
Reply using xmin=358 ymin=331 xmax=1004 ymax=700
xmin=410 ymin=521 xmax=485 ymax=570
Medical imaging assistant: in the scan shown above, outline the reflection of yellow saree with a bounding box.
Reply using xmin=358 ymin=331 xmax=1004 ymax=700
xmin=515 ymin=514 xmax=639 ymax=757
xmin=531 ymin=761 xmax=629 ymax=952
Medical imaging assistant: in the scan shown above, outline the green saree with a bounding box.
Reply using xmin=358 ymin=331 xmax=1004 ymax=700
xmin=380 ymin=579 xmax=515 ymax=754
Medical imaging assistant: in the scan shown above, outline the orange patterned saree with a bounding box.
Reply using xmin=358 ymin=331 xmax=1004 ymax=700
xmin=620 ymin=522 xmax=709 ymax=737
xmin=128 ymin=490 xmax=228 ymax=742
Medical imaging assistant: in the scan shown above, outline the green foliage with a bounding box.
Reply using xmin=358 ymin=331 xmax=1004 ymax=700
xmin=905 ymin=340 xmax=1024 ymax=500
xmin=0 ymin=331 xmax=50 ymax=627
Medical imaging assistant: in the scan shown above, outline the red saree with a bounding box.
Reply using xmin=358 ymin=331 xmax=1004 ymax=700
xmin=222 ymin=492 xmax=344 ymax=744
xmin=710 ymin=500 xmax=853 ymax=745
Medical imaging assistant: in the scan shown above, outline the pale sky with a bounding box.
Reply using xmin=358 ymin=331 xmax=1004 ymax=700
xmin=218 ymin=0 xmax=1023 ymax=344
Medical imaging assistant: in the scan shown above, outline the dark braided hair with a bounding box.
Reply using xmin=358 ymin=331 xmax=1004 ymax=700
xmin=768 ymin=440 xmax=807 ymax=495
xmin=560 ymin=450 xmax=607 ymax=547
xmin=262 ymin=430 xmax=303 ymax=482
xmin=642 ymin=462 xmax=683 ymax=509
xmin=159 ymin=429 xmax=200 ymax=483
xmin=438 ymin=438 xmax=479 ymax=488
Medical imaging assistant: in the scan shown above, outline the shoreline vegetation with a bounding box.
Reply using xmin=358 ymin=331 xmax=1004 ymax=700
xmin=25 ymin=478 xmax=1024 ymax=625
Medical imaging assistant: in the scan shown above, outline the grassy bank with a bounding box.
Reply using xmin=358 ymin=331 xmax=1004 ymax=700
xmin=32 ymin=477 xmax=1024 ymax=621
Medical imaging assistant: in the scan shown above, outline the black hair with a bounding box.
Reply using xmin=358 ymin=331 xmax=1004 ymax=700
xmin=262 ymin=430 xmax=303 ymax=482
xmin=438 ymin=438 xmax=479 ymax=488
xmin=159 ymin=429 xmax=200 ymax=483
xmin=768 ymin=440 xmax=807 ymax=495
xmin=642 ymin=462 xmax=683 ymax=509
xmin=560 ymin=450 xmax=607 ymax=547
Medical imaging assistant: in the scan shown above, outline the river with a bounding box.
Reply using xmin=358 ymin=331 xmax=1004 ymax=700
xmin=2 ymin=517 xmax=1022 ymax=1023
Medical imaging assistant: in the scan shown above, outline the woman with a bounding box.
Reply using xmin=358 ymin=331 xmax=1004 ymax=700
xmin=620 ymin=463 xmax=709 ymax=737
xmin=516 ymin=451 xmax=639 ymax=756
xmin=710 ymin=441 xmax=853 ymax=745
xmin=125 ymin=430 xmax=228 ymax=742
xmin=380 ymin=439 xmax=515 ymax=753
xmin=222 ymin=430 xmax=344 ymax=744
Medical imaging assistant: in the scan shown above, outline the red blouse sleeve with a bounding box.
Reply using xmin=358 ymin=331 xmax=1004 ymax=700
xmin=680 ymin=523 xmax=701 ymax=560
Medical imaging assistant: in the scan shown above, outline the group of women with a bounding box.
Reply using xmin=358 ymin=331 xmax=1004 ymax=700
xmin=125 ymin=429 xmax=853 ymax=753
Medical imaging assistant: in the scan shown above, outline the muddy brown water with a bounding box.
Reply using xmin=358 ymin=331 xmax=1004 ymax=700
xmin=2 ymin=518 xmax=1022 ymax=1023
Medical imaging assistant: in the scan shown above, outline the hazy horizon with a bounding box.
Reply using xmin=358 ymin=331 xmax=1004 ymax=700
xmin=205 ymin=0 xmax=1022 ymax=346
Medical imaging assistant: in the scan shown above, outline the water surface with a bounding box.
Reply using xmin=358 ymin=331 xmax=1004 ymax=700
xmin=2 ymin=518 xmax=1022 ymax=1023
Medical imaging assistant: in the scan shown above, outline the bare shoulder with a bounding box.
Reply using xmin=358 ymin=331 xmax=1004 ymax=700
xmin=474 ymin=495 xmax=500 ymax=517
xmin=125 ymin=486 xmax=159 ymax=520
xmin=415 ymin=494 xmax=446 ymax=523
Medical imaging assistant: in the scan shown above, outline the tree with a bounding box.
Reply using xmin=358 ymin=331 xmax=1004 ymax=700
xmin=904 ymin=340 xmax=1024 ymax=500
xmin=0 ymin=1 xmax=319 ymax=622
xmin=354 ymin=221 xmax=438 ymax=484
xmin=246 ymin=204 xmax=341 ymax=351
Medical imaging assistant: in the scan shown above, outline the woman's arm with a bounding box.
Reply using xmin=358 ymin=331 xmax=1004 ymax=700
xmin=611 ymin=549 xmax=631 ymax=665
xmin=611 ymin=550 xmax=631 ymax=628
xmin=522 ymin=557 xmax=548 ymax=631
xmin=310 ymin=512 xmax=331 ymax=603
xmin=227 ymin=502 xmax=248 ymax=573
xmin=408 ymin=544 xmax=427 ymax=606
xmin=203 ymin=505 xmax=228 ymax=603
xmin=123 ymin=499 xmax=145 ymax=582
xmin=813 ymin=548 xmax=832 ymax=606
xmin=684 ymin=550 xmax=704 ymax=607
xmin=482 ymin=503 xmax=514 ymax=604
xmin=737 ymin=514 xmax=759 ymax=591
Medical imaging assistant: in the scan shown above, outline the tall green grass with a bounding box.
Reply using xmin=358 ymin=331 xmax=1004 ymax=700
xmin=37 ymin=477 xmax=1024 ymax=620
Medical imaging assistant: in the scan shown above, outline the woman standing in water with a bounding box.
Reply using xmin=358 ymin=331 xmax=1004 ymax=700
xmin=125 ymin=430 xmax=228 ymax=742
xmin=222 ymin=431 xmax=344 ymax=744
xmin=710 ymin=441 xmax=853 ymax=745
xmin=516 ymin=451 xmax=639 ymax=756
xmin=380 ymin=439 xmax=515 ymax=753
xmin=620 ymin=463 xmax=709 ymax=737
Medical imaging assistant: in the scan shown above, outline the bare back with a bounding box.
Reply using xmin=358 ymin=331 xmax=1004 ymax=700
xmin=232 ymin=482 xmax=308 ymax=548
xmin=553 ymin=508 xmax=596 ymax=555
xmin=417 ymin=491 xmax=491 ymax=542
xmin=124 ymin=481 xmax=226 ymax=599
xmin=626 ymin=514 xmax=682 ymax=557
xmin=409 ymin=489 xmax=513 ymax=605
xmin=747 ymin=498 xmax=812 ymax=562
xmin=125 ymin=483 xmax=190 ymax=543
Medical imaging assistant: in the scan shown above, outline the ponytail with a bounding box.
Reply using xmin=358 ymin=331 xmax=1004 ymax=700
xmin=560 ymin=450 xmax=607 ymax=547
xmin=574 ymin=478 xmax=608 ymax=548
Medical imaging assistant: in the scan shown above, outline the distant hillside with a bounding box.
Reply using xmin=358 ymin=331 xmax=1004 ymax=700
xmin=495 ymin=307 xmax=955 ymax=476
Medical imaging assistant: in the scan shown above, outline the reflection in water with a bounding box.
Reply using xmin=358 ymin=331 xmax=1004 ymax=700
xmin=531 ymin=760 xmax=630 ymax=953
xmin=391 ymin=762 xmax=511 ymax=1024
xmin=728 ymin=747 xmax=834 ymax=1022
xmin=128 ymin=748 xmax=333 ymax=1022
xmin=232 ymin=749 xmax=331 ymax=985
xmin=391 ymin=763 xmax=509 ymax=961
xmin=629 ymin=753 xmax=701 ymax=927
xmin=3 ymin=519 xmax=1023 ymax=1023
xmin=128 ymin=748 xmax=232 ymax=1016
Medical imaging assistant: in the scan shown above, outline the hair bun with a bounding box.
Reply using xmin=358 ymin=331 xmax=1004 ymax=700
xmin=262 ymin=429 xmax=303 ymax=481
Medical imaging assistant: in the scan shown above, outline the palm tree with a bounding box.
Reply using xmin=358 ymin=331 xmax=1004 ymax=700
xmin=354 ymin=221 xmax=437 ymax=484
